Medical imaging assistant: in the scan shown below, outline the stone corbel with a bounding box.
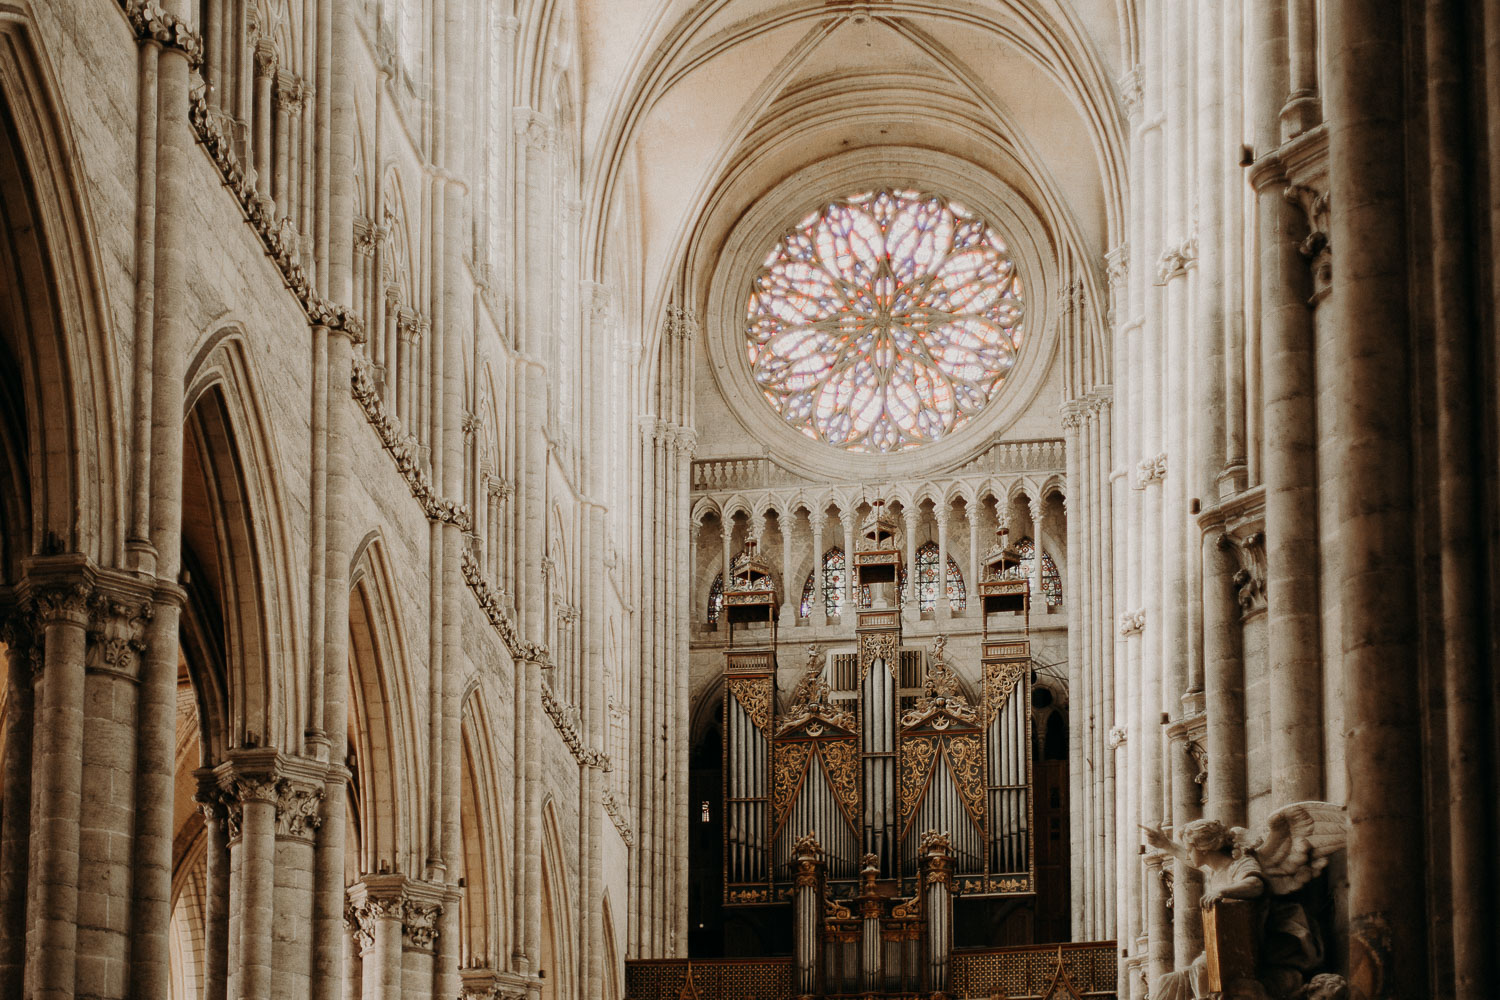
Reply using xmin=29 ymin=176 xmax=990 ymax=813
xmin=511 ymin=107 xmax=555 ymax=151
xmin=1107 ymin=725 xmax=1128 ymax=750
xmin=1220 ymin=529 xmax=1267 ymax=614
xmin=1118 ymin=65 xmax=1144 ymax=121
xmin=1118 ymin=610 xmax=1146 ymax=636
xmin=1166 ymin=713 xmax=1209 ymax=806
xmin=1135 ymin=452 xmax=1167 ymax=488
xmin=1286 ymin=183 xmax=1332 ymax=302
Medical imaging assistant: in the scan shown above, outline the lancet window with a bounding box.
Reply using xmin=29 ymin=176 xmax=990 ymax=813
xmin=800 ymin=547 xmax=849 ymax=619
xmin=913 ymin=540 xmax=966 ymax=612
xmin=1016 ymin=536 xmax=1062 ymax=608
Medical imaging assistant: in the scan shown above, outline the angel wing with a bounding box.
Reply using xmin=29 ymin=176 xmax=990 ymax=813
xmin=1254 ymin=800 xmax=1348 ymax=894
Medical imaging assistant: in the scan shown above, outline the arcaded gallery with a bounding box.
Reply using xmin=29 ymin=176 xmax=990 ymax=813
xmin=0 ymin=0 xmax=1496 ymax=998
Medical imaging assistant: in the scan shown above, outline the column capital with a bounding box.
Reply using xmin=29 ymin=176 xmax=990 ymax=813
xmin=214 ymin=750 xmax=328 ymax=842
xmin=511 ymin=107 xmax=555 ymax=150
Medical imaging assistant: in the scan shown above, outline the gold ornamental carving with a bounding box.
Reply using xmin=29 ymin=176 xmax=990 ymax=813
xmin=771 ymin=742 xmax=812 ymax=827
xmin=943 ymin=735 xmax=988 ymax=832
xmin=728 ymin=678 xmax=773 ymax=734
xmin=982 ymin=661 xmax=1027 ymax=724
xmin=898 ymin=735 xmax=939 ymax=830
xmin=858 ymin=631 xmax=899 ymax=681
xmin=817 ymin=740 xmax=861 ymax=828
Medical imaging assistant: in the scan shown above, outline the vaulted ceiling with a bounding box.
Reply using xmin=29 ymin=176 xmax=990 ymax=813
xmin=566 ymin=0 xmax=1132 ymax=332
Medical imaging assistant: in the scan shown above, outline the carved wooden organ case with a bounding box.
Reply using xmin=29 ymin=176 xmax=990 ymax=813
xmin=721 ymin=518 xmax=1036 ymax=910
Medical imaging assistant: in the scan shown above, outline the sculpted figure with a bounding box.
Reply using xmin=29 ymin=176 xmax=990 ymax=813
xmin=787 ymin=645 xmax=831 ymax=711
xmin=1141 ymin=802 xmax=1347 ymax=1000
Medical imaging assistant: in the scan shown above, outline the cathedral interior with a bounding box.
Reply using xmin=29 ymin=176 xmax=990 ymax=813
xmin=0 ymin=0 xmax=1497 ymax=998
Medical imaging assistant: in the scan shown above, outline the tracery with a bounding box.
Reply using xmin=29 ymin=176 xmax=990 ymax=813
xmin=746 ymin=189 xmax=1025 ymax=452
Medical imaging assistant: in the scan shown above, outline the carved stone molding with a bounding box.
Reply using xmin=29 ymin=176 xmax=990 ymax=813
xmin=602 ymin=787 xmax=634 ymax=847
xmin=460 ymin=548 xmax=544 ymax=661
xmin=511 ymin=107 xmax=554 ymax=151
xmin=351 ymin=356 xmax=472 ymax=531
xmin=540 ymin=680 xmax=611 ymax=772
xmin=1135 ymin=452 xmax=1167 ymax=488
xmin=86 ymin=591 xmax=153 ymax=681
xmin=1118 ymin=66 xmax=1144 ymax=121
xmin=123 ymin=0 xmax=204 ymax=66
xmin=1220 ymin=529 xmax=1267 ymax=615
xmin=187 ymin=95 xmax=365 ymax=344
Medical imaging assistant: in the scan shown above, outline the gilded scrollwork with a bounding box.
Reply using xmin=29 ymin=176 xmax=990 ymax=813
xmin=728 ymin=678 xmax=773 ymax=734
xmin=771 ymin=742 xmax=812 ymax=828
xmin=817 ymin=740 xmax=860 ymax=828
xmin=858 ymin=631 xmax=898 ymax=682
xmin=898 ymin=735 xmax=938 ymax=831
xmin=942 ymin=735 xmax=988 ymax=832
xmin=982 ymin=661 xmax=1027 ymax=725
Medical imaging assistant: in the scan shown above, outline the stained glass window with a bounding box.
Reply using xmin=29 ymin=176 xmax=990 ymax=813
xmin=913 ymin=541 xmax=967 ymax=612
xmin=746 ymin=188 xmax=1025 ymax=452
xmin=1016 ymin=536 xmax=1062 ymax=608
xmin=800 ymin=547 xmax=848 ymax=619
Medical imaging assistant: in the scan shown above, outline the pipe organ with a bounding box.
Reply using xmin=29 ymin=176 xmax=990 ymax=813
xmin=720 ymin=507 xmax=1037 ymax=995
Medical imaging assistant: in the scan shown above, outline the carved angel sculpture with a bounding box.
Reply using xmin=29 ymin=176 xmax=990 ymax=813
xmin=787 ymin=645 xmax=830 ymax=711
xmin=1141 ymin=801 xmax=1347 ymax=1000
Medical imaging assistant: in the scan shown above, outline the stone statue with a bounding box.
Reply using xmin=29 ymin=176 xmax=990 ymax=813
xmin=1141 ymin=801 xmax=1348 ymax=1000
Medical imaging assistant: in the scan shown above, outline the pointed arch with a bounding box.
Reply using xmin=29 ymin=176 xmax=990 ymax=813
xmin=347 ymin=534 xmax=425 ymax=876
xmin=0 ymin=19 xmax=124 ymax=565
xmin=457 ymin=689 xmax=512 ymax=970
xmin=538 ymin=798 xmax=575 ymax=1000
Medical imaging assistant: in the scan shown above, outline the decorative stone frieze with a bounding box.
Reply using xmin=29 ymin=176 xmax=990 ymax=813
xmin=540 ymin=680 xmax=611 ymax=771
xmin=122 ymin=0 xmax=204 ymax=66
xmin=350 ymin=356 xmax=473 ymax=530
xmin=1118 ymin=610 xmax=1145 ymax=636
xmin=602 ymin=787 xmax=635 ymax=846
xmin=187 ymin=95 xmax=365 ymax=343
xmin=460 ymin=549 xmax=544 ymax=661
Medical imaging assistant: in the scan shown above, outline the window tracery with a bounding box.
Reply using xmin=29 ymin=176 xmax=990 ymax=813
xmin=746 ymin=188 xmax=1025 ymax=453
xmin=1016 ymin=536 xmax=1062 ymax=608
xmin=913 ymin=541 xmax=966 ymax=612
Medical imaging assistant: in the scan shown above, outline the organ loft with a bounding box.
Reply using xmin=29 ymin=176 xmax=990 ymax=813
xmin=0 ymin=1 xmax=1497 ymax=999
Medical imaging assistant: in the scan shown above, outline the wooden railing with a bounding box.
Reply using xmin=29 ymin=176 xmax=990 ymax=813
xmin=625 ymin=941 xmax=1117 ymax=999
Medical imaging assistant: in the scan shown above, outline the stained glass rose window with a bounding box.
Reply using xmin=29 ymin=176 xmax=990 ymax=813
xmin=746 ymin=189 xmax=1025 ymax=452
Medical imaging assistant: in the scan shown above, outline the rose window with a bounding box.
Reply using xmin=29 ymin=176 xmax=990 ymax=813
xmin=746 ymin=189 xmax=1025 ymax=452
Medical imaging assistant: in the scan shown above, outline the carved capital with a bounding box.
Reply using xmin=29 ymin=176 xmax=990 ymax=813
xmin=402 ymin=899 xmax=443 ymax=949
xmin=275 ymin=779 xmax=325 ymax=839
xmin=1118 ymin=610 xmax=1145 ymax=636
xmin=31 ymin=581 xmax=93 ymax=628
xmin=125 ymin=0 xmax=204 ymax=67
xmin=1107 ymin=725 xmax=1128 ymax=749
xmin=511 ymin=108 xmax=554 ymax=151
xmin=253 ymin=39 xmax=278 ymax=78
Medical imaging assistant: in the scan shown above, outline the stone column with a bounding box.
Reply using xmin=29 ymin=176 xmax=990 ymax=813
xmin=965 ymin=499 xmax=981 ymax=614
xmin=251 ymin=40 xmax=275 ymax=210
xmin=0 ymin=613 xmax=36 ymax=997
xmin=719 ymin=517 xmax=732 ymax=598
xmin=195 ymin=773 xmax=232 ymax=1000
xmin=272 ymin=768 xmax=326 ymax=998
xmin=780 ymin=509 xmax=798 ymax=630
xmin=1199 ymin=518 xmax=1248 ymax=828
xmin=77 ymin=579 xmax=154 ymax=1000
xmin=1028 ymin=494 xmax=1045 ymax=605
xmin=1165 ymin=717 xmax=1205 ymax=967
xmin=840 ymin=509 xmax=857 ymax=616
xmin=902 ymin=504 xmax=920 ymax=625
xmin=1327 ymin=1 xmax=1422 ymax=993
xmin=809 ymin=511 xmax=827 ymax=627
xmin=21 ymin=572 xmax=91 ymax=1000
xmin=348 ymin=879 xmax=404 ymax=1000
xmin=934 ymin=507 xmax=951 ymax=618
xmin=1062 ymin=408 xmax=1085 ymax=941
xmin=218 ymin=756 xmax=282 ymax=1000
